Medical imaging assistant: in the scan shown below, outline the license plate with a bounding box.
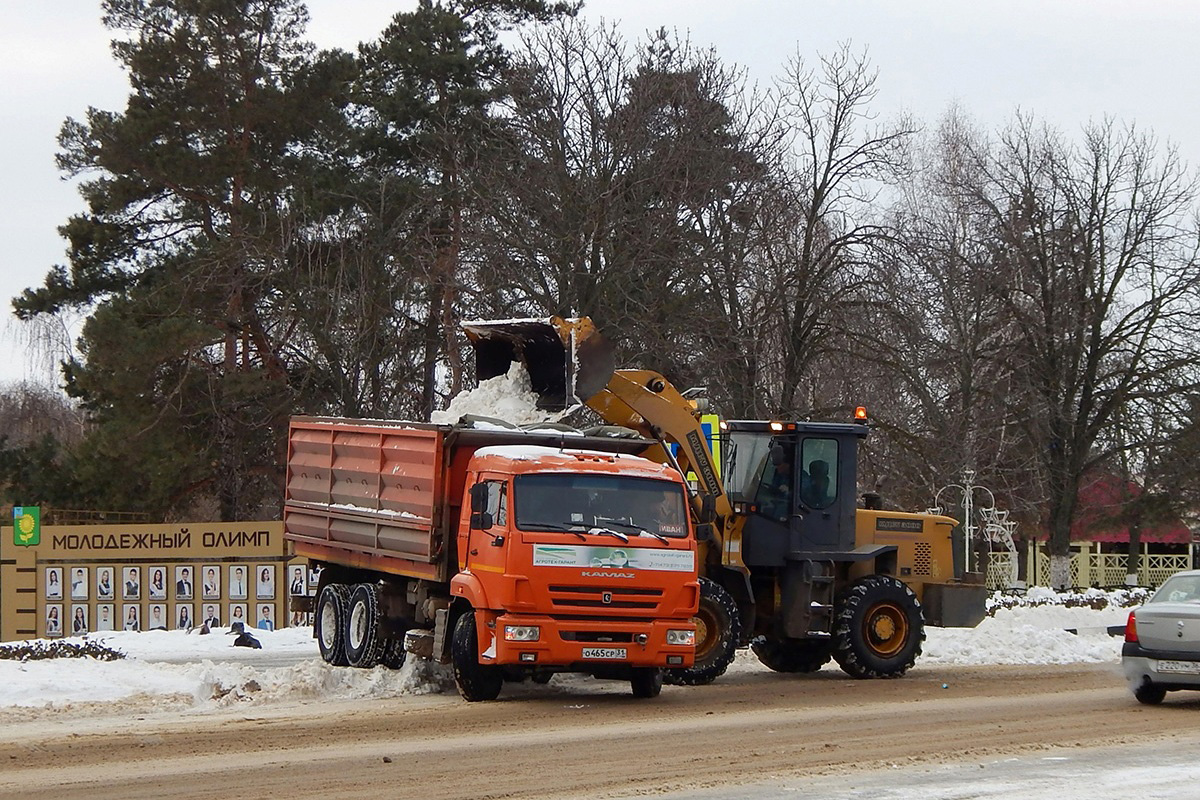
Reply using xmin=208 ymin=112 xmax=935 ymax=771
xmin=1158 ymin=659 xmax=1200 ymax=674
xmin=581 ymin=647 xmax=627 ymax=660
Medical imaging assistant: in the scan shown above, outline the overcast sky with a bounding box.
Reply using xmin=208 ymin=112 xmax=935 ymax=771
xmin=3 ymin=0 xmax=1198 ymax=388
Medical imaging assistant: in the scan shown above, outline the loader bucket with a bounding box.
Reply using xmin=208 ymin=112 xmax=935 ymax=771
xmin=461 ymin=317 xmax=615 ymax=410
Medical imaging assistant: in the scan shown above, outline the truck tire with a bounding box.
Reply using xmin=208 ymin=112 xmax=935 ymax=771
xmin=831 ymin=575 xmax=924 ymax=679
xmin=751 ymin=636 xmax=833 ymax=673
xmin=316 ymin=584 xmax=351 ymax=667
xmin=451 ymin=611 xmax=503 ymax=702
xmin=345 ymin=583 xmax=384 ymax=668
xmin=379 ymin=635 xmax=408 ymax=670
xmin=630 ymin=667 xmax=663 ymax=698
xmin=664 ymin=577 xmax=740 ymax=686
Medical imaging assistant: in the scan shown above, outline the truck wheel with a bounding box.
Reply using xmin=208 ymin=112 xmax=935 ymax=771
xmin=751 ymin=636 xmax=833 ymax=673
xmin=664 ymin=577 xmax=740 ymax=686
xmin=379 ymin=635 xmax=408 ymax=670
xmin=630 ymin=668 xmax=663 ymax=698
xmin=345 ymin=583 xmax=383 ymax=668
xmin=831 ymin=575 xmax=924 ymax=679
xmin=316 ymin=584 xmax=351 ymax=666
xmin=451 ymin=611 xmax=503 ymax=702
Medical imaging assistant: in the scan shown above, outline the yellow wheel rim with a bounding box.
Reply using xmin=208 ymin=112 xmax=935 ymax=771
xmin=863 ymin=601 xmax=909 ymax=657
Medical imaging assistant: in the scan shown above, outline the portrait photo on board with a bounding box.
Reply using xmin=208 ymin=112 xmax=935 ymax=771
xmin=202 ymin=566 xmax=220 ymax=600
xmin=123 ymin=566 xmax=140 ymax=600
xmin=309 ymin=565 xmax=320 ymax=589
xmin=148 ymin=603 xmax=167 ymax=631
xmin=288 ymin=565 xmax=306 ymax=597
xmin=228 ymin=603 xmax=247 ymax=628
xmin=122 ymin=604 xmax=140 ymax=631
xmin=256 ymin=565 xmax=274 ymax=599
xmin=202 ymin=603 xmax=220 ymax=628
xmin=70 ymin=566 xmax=88 ymax=601
xmin=45 ymin=567 xmax=62 ymax=600
xmin=45 ymin=604 xmax=62 ymax=637
xmin=176 ymin=603 xmax=192 ymax=630
xmin=96 ymin=566 xmax=115 ymax=600
xmin=175 ymin=565 xmax=194 ymax=600
xmin=96 ymin=603 xmax=115 ymax=632
xmin=256 ymin=603 xmax=275 ymax=631
xmin=71 ymin=604 xmax=89 ymax=635
xmin=228 ymin=564 xmax=249 ymax=600
xmin=148 ymin=565 xmax=167 ymax=600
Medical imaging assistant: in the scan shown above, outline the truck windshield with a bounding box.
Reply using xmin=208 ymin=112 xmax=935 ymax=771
xmin=513 ymin=474 xmax=689 ymax=538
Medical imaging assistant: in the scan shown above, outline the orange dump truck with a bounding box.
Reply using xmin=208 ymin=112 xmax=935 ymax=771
xmin=283 ymin=416 xmax=699 ymax=700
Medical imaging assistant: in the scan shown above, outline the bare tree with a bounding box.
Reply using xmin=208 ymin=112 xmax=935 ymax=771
xmin=972 ymin=116 xmax=1200 ymax=588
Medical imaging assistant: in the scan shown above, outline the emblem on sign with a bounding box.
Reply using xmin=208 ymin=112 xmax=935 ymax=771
xmin=602 ymin=591 xmax=613 ymax=605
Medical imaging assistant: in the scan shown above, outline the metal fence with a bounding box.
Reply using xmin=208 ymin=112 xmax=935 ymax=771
xmin=985 ymin=544 xmax=1191 ymax=591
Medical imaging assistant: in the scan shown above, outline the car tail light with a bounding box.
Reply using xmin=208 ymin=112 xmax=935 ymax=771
xmin=1124 ymin=610 xmax=1138 ymax=643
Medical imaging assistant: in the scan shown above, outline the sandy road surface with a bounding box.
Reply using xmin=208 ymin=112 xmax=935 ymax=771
xmin=0 ymin=661 xmax=1187 ymax=799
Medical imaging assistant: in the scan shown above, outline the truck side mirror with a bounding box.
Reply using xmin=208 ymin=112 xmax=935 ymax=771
xmin=468 ymin=482 xmax=494 ymax=530
xmin=469 ymin=482 xmax=489 ymax=513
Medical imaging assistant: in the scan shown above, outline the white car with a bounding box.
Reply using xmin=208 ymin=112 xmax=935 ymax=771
xmin=1123 ymin=569 xmax=1200 ymax=704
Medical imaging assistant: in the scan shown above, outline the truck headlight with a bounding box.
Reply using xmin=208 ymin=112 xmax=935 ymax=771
xmin=503 ymin=625 xmax=540 ymax=642
xmin=666 ymin=629 xmax=695 ymax=646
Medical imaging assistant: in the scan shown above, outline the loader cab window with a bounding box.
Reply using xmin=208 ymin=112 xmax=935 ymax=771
xmin=749 ymin=437 xmax=795 ymax=523
xmin=799 ymin=438 xmax=838 ymax=510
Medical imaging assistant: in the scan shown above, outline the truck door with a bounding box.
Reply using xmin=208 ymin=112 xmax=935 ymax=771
xmin=795 ymin=437 xmax=841 ymax=548
xmin=466 ymin=478 xmax=509 ymax=577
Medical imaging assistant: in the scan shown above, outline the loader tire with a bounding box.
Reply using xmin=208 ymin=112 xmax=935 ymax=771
xmin=315 ymin=584 xmax=351 ymax=667
xmin=345 ymin=583 xmax=383 ymax=668
xmin=831 ymin=575 xmax=924 ymax=679
xmin=665 ymin=577 xmax=740 ymax=686
xmin=451 ymin=611 xmax=503 ymax=702
xmin=751 ymin=636 xmax=833 ymax=673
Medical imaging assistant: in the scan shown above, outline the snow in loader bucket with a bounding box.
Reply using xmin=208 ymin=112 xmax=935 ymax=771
xmin=461 ymin=317 xmax=615 ymax=411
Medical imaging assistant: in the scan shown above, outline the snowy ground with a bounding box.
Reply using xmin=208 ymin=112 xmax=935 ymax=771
xmin=0 ymin=588 xmax=1141 ymax=714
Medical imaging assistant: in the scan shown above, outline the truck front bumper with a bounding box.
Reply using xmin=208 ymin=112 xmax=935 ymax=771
xmin=480 ymin=613 xmax=695 ymax=669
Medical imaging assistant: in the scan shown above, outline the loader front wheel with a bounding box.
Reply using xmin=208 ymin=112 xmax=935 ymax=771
xmin=832 ymin=575 xmax=924 ymax=679
xmin=665 ymin=577 xmax=740 ymax=686
xmin=451 ymin=611 xmax=503 ymax=702
xmin=751 ymin=636 xmax=833 ymax=673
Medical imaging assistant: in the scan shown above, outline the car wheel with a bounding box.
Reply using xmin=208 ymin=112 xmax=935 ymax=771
xmin=1134 ymin=681 xmax=1166 ymax=705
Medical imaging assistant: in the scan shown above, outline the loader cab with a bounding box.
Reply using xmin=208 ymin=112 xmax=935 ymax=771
xmin=723 ymin=420 xmax=868 ymax=567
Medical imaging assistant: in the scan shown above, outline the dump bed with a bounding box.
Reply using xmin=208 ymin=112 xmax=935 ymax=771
xmin=283 ymin=416 xmax=653 ymax=583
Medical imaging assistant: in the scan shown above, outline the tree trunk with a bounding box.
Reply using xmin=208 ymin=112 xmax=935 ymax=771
xmin=1049 ymin=553 xmax=1072 ymax=591
xmin=1125 ymin=519 xmax=1143 ymax=587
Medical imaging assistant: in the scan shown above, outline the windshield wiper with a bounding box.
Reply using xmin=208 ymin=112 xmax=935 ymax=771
xmin=594 ymin=518 xmax=669 ymax=543
xmin=588 ymin=527 xmax=629 ymax=542
xmin=523 ymin=523 xmax=587 ymax=540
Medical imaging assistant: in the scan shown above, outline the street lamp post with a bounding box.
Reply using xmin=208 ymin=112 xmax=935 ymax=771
xmin=930 ymin=469 xmax=997 ymax=576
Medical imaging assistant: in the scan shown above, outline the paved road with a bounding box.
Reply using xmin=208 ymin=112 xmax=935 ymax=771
xmin=0 ymin=661 xmax=1189 ymax=799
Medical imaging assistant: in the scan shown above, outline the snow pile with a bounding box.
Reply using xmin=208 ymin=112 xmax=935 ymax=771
xmin=987 ymin=585 xmax=1152 ymax=614
xmin=0 ymin=587 xmax=1147 ymax=713
xmin=430 ymin=362 xmax=551 ymax=426
xmin=0 ymin=626 xmax=453 ymax=711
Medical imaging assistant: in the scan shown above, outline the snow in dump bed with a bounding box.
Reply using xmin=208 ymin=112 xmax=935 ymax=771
xmin=0 ymin=588 xmax=1142 ymax=715
xmin=430 ymin=362 xmax=553 ymax=426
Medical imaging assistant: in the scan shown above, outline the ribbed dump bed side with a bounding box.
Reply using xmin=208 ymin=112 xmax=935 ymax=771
xmin=284 ymin=417 xmax=447 ymax=581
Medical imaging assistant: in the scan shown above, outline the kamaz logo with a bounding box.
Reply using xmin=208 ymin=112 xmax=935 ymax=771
xmin=581 ymin=571 xmax=634 ymax=579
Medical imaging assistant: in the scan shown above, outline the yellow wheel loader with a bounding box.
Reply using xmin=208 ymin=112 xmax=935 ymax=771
xmin=461 ymin=317 xmax=987 ymax=683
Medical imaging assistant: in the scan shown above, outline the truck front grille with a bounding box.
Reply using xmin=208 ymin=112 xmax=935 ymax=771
xmin=547 ymin=584 xmax=663 ymax=610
